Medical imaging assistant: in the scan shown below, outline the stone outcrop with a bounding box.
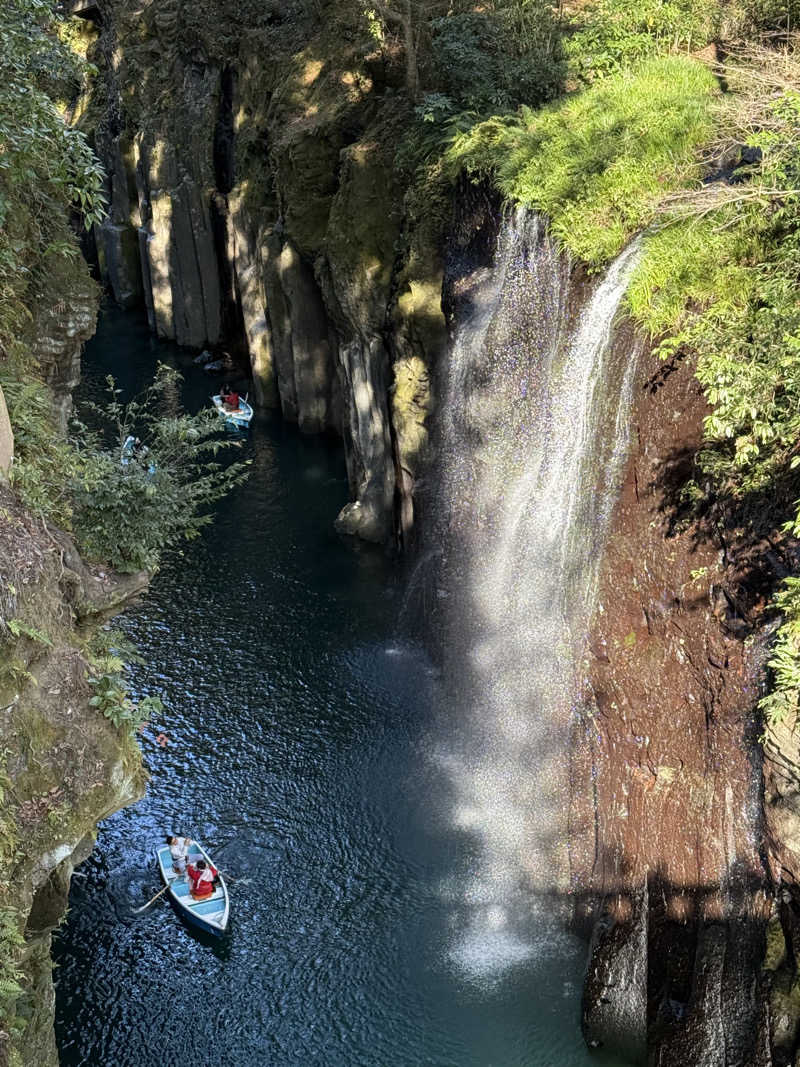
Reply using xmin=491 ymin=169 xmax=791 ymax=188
xmin=26 ymin=260 xmax=100 ymax=431
xmin=762 ymin=701 xmax=800 ymax=1065
xmin=0 ymin=386 xmax=12 ymax=477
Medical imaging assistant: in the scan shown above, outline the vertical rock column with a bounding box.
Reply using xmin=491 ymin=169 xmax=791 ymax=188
xmin=323 ymin=143 xmax=404 ymax=543
xmin=227 ymin=194 xmax=278 ymax=407
xmin=95 ymin=135 xmax=143 ymax=309
xmin=134 ymin=135 xmax=222 ymax=349
xmin=227 ymin=192 xmax=339 ymax=431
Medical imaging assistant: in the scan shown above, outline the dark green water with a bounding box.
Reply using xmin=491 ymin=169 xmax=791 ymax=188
xmin=53 ymin=307 xmax=622 ymax=1066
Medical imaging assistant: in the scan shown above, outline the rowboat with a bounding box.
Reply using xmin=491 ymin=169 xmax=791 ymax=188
xmin=212 ymin=393 xmax=253 ymax=430
xmin=156 ymin=840 xmax=230 ymax=935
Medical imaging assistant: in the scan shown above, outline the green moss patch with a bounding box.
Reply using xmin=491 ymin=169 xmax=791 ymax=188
xmin=446 ymin=55 xmax=719 ymax=265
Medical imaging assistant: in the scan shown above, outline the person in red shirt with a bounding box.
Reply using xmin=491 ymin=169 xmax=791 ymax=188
xmin=220 ymin=386 xmax=240 ymax=411
xmin=186 ymin=858 xmax=218 ymax=899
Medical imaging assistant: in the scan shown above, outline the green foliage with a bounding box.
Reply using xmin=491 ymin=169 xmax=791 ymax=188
xmin=445 ymin=55 xmax=719 ymax=264
xmin=85 ymin=627 xmax=143 ymax=675
xmin=0 ymin=758 xmax=23 ymax=1029
xmin=618 ymin=50 xmax=800 ymax=728
xmin=87 ymin=674 xmax=164 ymax=732
xmin=565 ymin=0 xmax=719 ymax=82
xmin=86 ymin=627 xmax=163 ymax=733
xmin=71 ymin=365 xmax=251 ymax=573
xmin=564 ymin=0 xmax=800 ymax=84
xmin=0 ymin=376 xmax=79 ymax=528
xmin=0 ymin=0 xmax=106 ymax=356
xmin=626 ymin=219 xmax=753 ymax=343
xmin=627 ymin=74 xmax=800 ymax=507
xmin=760 ymin=579 xmax=800 ymax=728
xmin=431 ymin=2 xmax=564 ymax=114
xmin=3 ymin=363 xmax=249 ymax=574
xmin=6 ymin=620 xmax=51 ymax=647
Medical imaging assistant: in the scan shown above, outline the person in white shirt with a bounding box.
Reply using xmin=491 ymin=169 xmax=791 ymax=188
xmin=166 ymin=834 xmax=192 ymax=876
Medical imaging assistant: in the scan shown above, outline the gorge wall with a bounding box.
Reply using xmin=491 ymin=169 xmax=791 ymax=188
xmin=0 ymin=488 xmax=148 ymax=1067
xmin=76 ymin=0 xmax=443 ymax=545
xmin=569 ymin=339 xmax=774 ymax=1065
xmin=0 ymin=260 xmax=150 ymax=1066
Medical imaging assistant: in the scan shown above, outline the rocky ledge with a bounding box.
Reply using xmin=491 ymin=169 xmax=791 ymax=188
xmin=0 ymin=483 xmax=148 ymax=1067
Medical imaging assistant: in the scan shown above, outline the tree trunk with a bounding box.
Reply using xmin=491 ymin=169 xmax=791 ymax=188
xmin=375 ymin=0 xmax=420 ymax=102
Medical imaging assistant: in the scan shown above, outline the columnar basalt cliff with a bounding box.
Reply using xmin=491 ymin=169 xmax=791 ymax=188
xmin=0 ymin=232 xmax=148 ymax=1063
xmin=75 ymin=0 xmax=443 ymax=544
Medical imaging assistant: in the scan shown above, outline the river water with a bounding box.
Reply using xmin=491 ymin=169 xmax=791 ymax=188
xmin=53 ymin=307 xmax=626 ymax=1067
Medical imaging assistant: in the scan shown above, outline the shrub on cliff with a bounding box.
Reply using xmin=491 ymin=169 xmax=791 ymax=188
xmin=444 ymin=55 xmax=719 ymax=264
xmin=0 ymin=0 xmax=105 ymax=360
xmin=564 ymin=0 xmax=719 ymax=82
xmin=564 ymin=0 xmax=800 ymax=83
xmin=2 ymin=365 xmax=249 ymax=573
xmin=71 ymin=365 xmax=250 ymax=573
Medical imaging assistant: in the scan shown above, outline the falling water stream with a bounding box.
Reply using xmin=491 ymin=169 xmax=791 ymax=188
xmin=54 ymin=208 xmax=638 ymax=1066
xmin=427 ymin=211 xmax=641 ymax=967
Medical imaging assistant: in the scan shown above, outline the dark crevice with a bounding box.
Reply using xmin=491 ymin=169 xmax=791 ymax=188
xmin=209 ymin=191 xmax=247 ymax=365
xmin=214 ymin=66 xmax=236 ymax=195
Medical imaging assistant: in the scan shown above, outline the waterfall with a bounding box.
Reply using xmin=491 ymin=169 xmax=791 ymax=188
xmin=429 ymin=207 xmax=641 ymax=980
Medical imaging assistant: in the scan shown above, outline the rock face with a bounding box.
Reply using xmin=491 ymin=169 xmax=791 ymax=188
xmin=583 ymin=885 xmax=648 ymax=1064
xmin=80 ymin=0 xmax=445 ymax=544
xmin=0 ymin=484 xmax=148 ymax=1067
xmin=26 ymin=260 xmax=100 ymax=431
xmin=570 ymin=339 xmax=773 ymax=1064
xmin=65 ymin=5 xmax=800 ymax=1061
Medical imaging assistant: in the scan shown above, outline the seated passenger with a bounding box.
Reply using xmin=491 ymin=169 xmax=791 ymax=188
xmin=121 ymin=435 xmax=137 ymax=465
xmin=187 ymin=858 xmax=218 ymax=899
xmin=166 ymin=834 xmax=192 ymax=876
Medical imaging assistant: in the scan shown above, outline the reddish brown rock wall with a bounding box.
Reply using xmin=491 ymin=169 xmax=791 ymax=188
xmin=571 ymin=338 xmax=772 ymax=1063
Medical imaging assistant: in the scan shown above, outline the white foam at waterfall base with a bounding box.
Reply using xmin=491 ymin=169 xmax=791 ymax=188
xmin=431 ymin=213 xmax=641 ymax=983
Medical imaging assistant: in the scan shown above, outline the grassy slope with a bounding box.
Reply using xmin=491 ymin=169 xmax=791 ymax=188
xmin=446 ymin=56 xmax=720 ymax=265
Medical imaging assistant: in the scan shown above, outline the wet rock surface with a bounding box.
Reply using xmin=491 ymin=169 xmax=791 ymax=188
xmin=570 ymin=341 xmax=773 ymax=1064
xmin=583 ymin=885 xmax=648 ymax=1063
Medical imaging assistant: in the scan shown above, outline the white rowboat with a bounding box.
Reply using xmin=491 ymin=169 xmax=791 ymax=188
xmin=156 ymin=840 xmax=230 ymax=935
xmin=212 ymin=393 xmax=253 ymax=430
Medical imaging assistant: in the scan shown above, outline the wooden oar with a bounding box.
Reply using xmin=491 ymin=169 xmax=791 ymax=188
xmin=132 ymin=882 xmax=171 ymax=913
xmin=215 ymin=868 xmax=251 ymax=886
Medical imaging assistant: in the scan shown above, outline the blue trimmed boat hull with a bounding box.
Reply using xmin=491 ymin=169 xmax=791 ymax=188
xmin=157 ymin=841 xmax=230 ymax=935
xmin=212 ymin=394 xmax=253 ymax=430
